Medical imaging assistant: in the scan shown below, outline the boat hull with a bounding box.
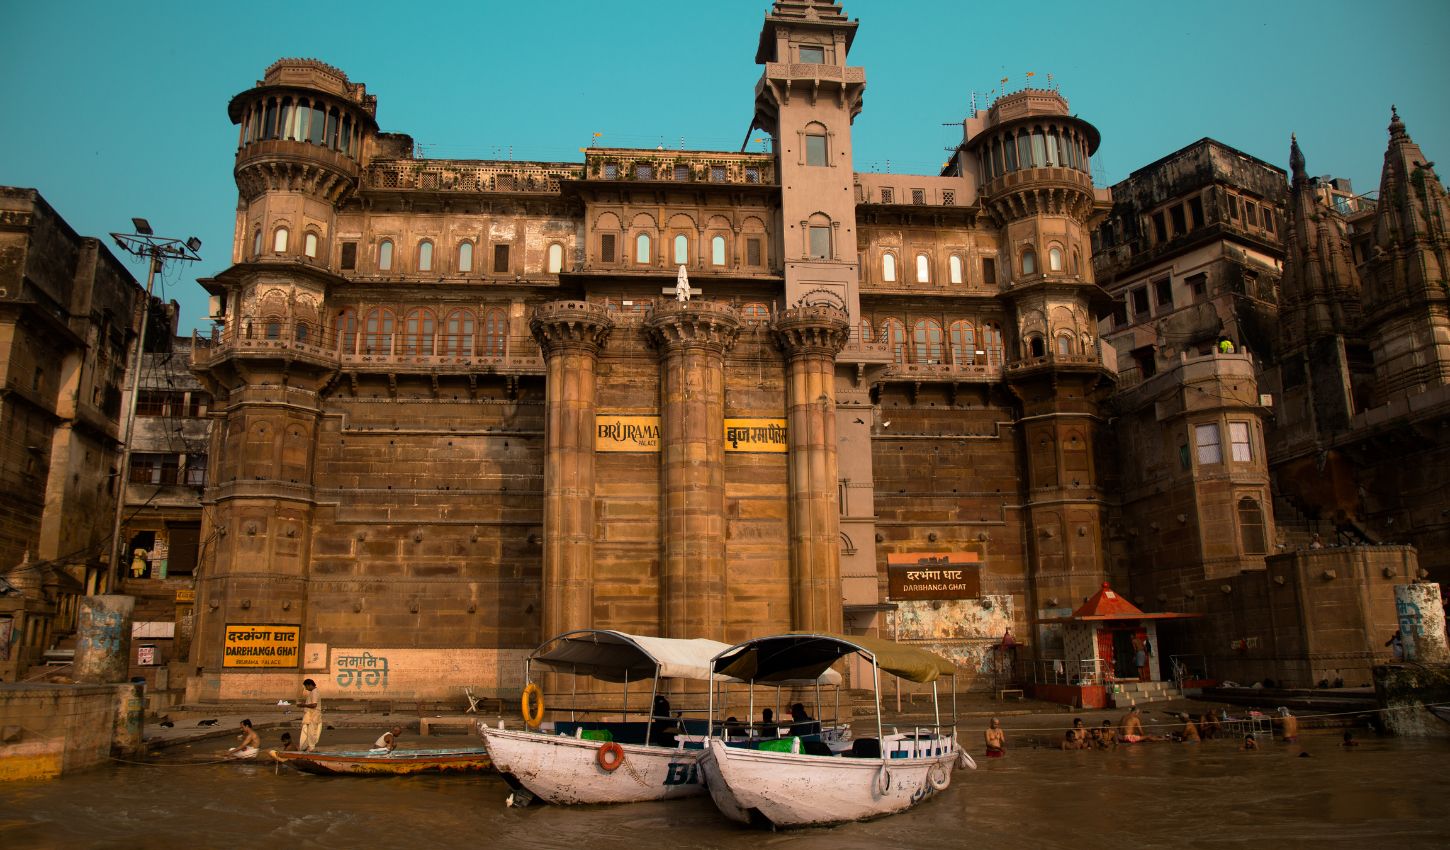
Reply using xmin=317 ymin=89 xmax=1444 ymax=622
xmin=267 ymin=747 xmax=492 ymax=776
xmin=480 ymin=727 xmax=705 ymax=805
xmin=700 ymin=737 xmax=962 ymax=828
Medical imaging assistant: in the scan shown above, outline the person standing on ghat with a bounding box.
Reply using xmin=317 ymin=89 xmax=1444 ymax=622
xmin=984 ymin=718 xmax=1006 ymax=758
xmin=298 ymin=679 xmax=323 ymax=752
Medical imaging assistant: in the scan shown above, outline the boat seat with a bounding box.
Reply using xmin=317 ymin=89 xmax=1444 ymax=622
xmin=847 ymin=737 xmax=881 ymax=758
xmin=801 ymin=740 xmax=834 ymax=757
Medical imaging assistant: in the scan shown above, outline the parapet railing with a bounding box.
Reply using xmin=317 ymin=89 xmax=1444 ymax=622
xmin=194 ymin=319 xmax=543 ymax=372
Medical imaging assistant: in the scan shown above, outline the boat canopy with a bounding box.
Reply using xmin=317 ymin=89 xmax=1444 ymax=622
xmin=712 ymin=632 xmax=956 ymax=685
xmin=529 ymin=629 xmax=843 ymax=685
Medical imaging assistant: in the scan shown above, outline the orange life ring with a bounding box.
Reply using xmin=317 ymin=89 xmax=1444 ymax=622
xmin=521 ymin=682 xmax=545 ymax=727
xmin=597 ymin=741 xmax=625 ymax=772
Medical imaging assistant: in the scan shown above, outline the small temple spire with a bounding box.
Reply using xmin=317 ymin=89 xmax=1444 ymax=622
xmin=1289 ymin=133 xmax=1307 ymax=184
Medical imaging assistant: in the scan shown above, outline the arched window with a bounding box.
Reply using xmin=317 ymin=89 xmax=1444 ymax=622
xmin=1048 ymin=246 xmax=1064 ymax=272
xmin=273 ymin=227 xmax=289 ymax=254
xmin=711 ymin=236 xmax=726 ymax=266
xmin=458 ymin=242 xmax=473 ymax=273
xmin=402 ymin=308 xmax=436 ymax=355
xmin=741 ymin=302 xmax=770 ymax=322
xmin=807 ymin=214 xmax=832 ymax=260
xmin=363 ymin=307 xmax=396 ymax=355
xmin=252 ymin=228 xmax=262 ymax=257
xmin=304 ymin=232 xmax=319 ymax=259
xmin=880 ymin=318 xmax=906 ymax=365
xmin=418 ymin=241 xmax=434 ymax=272
xmin=440 ymin=309 xmax=475 ymax=356
xmin=333 ymin=308 xmax=358 ymax=355
xmin=482 ymin=308 xmax=508 ymax=357
xmin=1028 ymin=335 xmax=1046 ymax=358
xmin=805 ymin=122 xmax=828 ymax=167
xmin=949 ymin=255 xmax=964 ymax=285
xmin=882 ymin=252 xmax=897 ymax=283
xmin=1056 ymin=333 xmax=1074 ymax=356
xmin=378 ymin=239 xmax=394 ymax=271
xmin=1071 ymin=249 xmax=1081 ymax=274
xmin=983 ymin=322 xmax=1004 ymax=367
xmin=859 ymin=321 xmax=874 ymax=342
xmin=949 ymin=320 xmax=976 ymax=365
xmin=912 ymin=318 xmax=944 ymax=364
xmin=915 ymin=253 xmax=930 ymax=284
xmin=635 ymin=233 xmax=652 ymax=264
xmin=1021 ymin=248 xmax=1036 ymax=275
xmin=547 ymin=243 xmax=564 ymax=274
xmin=673 ymin=234 xmax=688 ymax=265
xmin=1238 ymin=497 xmax=1266 ymax=555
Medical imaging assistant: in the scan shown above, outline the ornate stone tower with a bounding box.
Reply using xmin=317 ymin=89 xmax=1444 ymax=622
xmin=752 ymin=2 xmax=863 ymax=633
xmin=1276 ymin=134 xmax=1367 ymax=437
xmin=1360 ymin=107 xmax=1450 ymax=398
xmin=751 ymin=1 xmax=864 ymax=318
xmin=189 ymin=60 xmax=378 ymax=700
xmin=966 ymin=89 xmax=1114 ymax=616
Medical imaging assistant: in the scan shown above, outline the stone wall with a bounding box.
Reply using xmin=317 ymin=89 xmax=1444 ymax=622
xmin=0 ymin=683 xmax=136 ymax=780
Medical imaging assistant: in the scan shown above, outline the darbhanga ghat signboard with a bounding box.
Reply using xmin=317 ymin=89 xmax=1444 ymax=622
xmin=886 ymin=550 xmax=983 ymax=600
xmin=595 ymin=414 xmax=661 ymax=452
xmin=223 ymin=624 xmax=301 ymax=668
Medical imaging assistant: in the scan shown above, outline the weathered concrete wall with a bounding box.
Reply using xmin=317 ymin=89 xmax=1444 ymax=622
xmin=73 ymin=596 xmax=135 ymax=684
xmin=0 ymin=683 xmax=135 ymax=780
xmin=1396 ymin=582 xmax=1448 ymax=663
xmin=1375 ymin=663 xmax=1450 ymax=738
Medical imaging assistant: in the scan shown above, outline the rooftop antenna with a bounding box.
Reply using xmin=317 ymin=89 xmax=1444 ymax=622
xmin=679 ymin=136 xmax=685 ymax=151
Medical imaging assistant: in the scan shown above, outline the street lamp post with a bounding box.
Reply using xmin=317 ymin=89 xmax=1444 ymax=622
xmin=106 ymin=219 xmax=202 ymax=588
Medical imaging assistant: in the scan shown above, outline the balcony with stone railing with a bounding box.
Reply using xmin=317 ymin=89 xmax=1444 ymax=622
xmin=193 ymin=319 xmax=545 ymax=376
xmin=580 ymin=148 xmax=777 ymax=186
xmin=364 ymin=159 xmax=583 ymax=194
xmin=761 ymin=62 xmax=866 ymax=85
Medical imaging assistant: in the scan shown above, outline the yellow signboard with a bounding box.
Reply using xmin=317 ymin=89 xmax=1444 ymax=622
xmin=174 ymin=589 xmax=195 ymax=603
xmin=595 ymin=414 xmax=661 ymax=452
xmin=223 ymin=624 xmax=301 ymax=668
xmin=725 ymin=418 xmax=788 ymax=453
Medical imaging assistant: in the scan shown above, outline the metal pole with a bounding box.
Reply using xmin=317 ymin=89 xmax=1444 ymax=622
xmin=107 ymin=251 xmax=159 ymax=588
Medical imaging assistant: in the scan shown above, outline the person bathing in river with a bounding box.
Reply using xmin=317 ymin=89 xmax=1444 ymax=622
xmin=227 ymin=719 xmax=260 ymax=759
xmin=1068 ymin=718 xmax=1089 ymax=749
xmin=372 ymin=726 xmax=404 ymax=754
xmin=1176 ymin=714 xmax=1200 ymax=743
xmin=1120 ymin=705 xmax=1145 ymax=743
xmin=1199 ymin=712 xmax=1222 ymax=740
xmin=984 ymin=718 xmax=1006 ymax=758
xmin=1097 ymin=720 xmax=1118 ymax=749
xmin=1277 ymin=707 xmax=1299 ymax=743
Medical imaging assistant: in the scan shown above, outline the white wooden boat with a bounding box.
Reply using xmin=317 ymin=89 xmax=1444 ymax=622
xmin=699 ymin=633 xmax=976 ymax=828
xmin=480 ymin=629 xmax=842 ymax=807
xmin=483 ymin=726 xmax=703 ymax=805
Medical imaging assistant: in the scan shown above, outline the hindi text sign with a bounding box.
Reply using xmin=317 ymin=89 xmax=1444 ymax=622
xmin=222 ymin=624 xmax=301 ymax=668
xmin=724 ymin=418 xmax=788 ymax=453
xmin=886 ymin=551 xmax=983 ymax=601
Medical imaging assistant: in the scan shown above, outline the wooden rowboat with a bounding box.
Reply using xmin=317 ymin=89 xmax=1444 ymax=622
xmin=267 ymin=746 xmax=492 ymax=776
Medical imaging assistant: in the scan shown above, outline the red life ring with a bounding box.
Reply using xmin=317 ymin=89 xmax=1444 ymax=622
xmin=597 ymin=742 xmax=625 ymax=772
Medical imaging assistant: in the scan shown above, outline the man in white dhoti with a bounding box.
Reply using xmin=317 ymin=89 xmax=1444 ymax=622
xmin=299 ymin=678 xmax=323 ymax=752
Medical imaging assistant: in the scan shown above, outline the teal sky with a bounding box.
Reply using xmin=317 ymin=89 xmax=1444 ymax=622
xmin=2 ymin=0 xmax=1447 ymax=331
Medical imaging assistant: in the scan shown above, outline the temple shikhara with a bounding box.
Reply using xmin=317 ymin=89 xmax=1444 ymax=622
xmin=8 ymin=2 xmax=1444 ymax=708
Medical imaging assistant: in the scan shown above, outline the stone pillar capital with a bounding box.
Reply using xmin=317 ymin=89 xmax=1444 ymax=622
xmin=645 ymin=300 xmax=741 ymax=354
xmin=773 ymin=304 xmax=851 ymax=358
xmin=530 ymin=301 xmax=614 ymax=356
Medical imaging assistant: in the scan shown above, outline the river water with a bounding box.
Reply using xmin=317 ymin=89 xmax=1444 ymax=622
xmin=2 ymin=732 xmax=1446 ymax=849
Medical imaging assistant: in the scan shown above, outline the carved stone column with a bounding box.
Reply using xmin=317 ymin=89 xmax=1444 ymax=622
xmin=646 ymin=301 xmax=740 ymax=641
xmin=773 ymin=305 xmax=850 ymax=633
xmin=531 ymin=301 xmax=613 ymax=639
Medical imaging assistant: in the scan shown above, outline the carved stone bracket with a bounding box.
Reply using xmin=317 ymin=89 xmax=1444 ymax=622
xmin=645 ymin=300 xmax=741 ymax=354
xmin=529 ymin=300 xmax=614 ymax=355
xmin=773 ymin=304 xmax=851 ymax=358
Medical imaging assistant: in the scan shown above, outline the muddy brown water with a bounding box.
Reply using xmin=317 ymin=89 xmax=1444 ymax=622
xmin=1 ymin=730 xmax=1446 ymax=849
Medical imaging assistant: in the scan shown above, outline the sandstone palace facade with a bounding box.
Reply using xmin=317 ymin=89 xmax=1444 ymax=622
xmin=186 ymin=2 xmax=1442 ymax=703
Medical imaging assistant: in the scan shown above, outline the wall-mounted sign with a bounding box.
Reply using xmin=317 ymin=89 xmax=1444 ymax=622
xmin=886 ymin=551 xmax=983 ymax=601
xmin=222 ymin=624 xmax=301 ymax=668
xmin=724 ymin=418 xmax=788 ymax=453
xmin=174 ymin=589 xmax=195 ymax=603
xmin=595 ymin=414 xmax=661 ymax=452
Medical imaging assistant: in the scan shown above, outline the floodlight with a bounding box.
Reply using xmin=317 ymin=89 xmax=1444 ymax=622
xmin=131 ymin=218 xmax=153 ymax=236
